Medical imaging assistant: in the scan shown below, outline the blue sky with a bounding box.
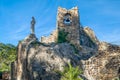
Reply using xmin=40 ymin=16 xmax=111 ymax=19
xmin=0 ymin=0 xmax=120 ymax=45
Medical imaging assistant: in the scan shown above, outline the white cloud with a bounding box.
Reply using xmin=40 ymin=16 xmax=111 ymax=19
xmin=8 ymin=24 xmax=29 ymax=40
xmin=98 ymin=28 xmax=120 ymax=43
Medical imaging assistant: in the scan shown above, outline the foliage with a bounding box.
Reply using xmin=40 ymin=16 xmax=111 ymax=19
xmin=60 ymin=63 xmax=83 ymax=80
xmin=0 ymin=43 xmax=16 ymax=72
xmin=57 ymin=30 xmax=68 ymax=43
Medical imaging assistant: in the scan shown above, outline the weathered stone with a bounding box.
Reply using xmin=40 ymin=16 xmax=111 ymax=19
xmin=11 ymin=7 xmax=120 ymax=80
xmin=40 ymin=7 xmax=80 ymax=46
xmin=83 ymin=27 xmax=99 ymax=44
xmin=82 ymin=42 xmax=120 ymax=80
xmin=40 ymin=30 xmax=58 ymax=43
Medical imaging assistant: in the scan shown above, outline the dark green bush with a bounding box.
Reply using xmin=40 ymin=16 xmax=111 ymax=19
xmin=57 ymin=30 xmax=68 ymax=43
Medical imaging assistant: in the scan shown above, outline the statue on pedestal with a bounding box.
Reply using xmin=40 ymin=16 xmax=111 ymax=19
xmin=31 ymin=17 xmax=36 ymax=34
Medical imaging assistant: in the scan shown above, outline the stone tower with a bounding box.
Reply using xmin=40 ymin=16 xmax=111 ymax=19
xmin=57 ymin=7 xmax=80 ymax=45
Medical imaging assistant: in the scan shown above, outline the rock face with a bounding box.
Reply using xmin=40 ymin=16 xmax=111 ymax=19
xmin=11 ymin=7 xmax=120 ymax=80
xmin=11 ymin=34 xmax=81 ymax=80
xmin=82 ymin=42 xmax=120 ymax=80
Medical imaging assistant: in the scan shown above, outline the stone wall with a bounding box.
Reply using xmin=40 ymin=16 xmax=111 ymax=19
xmin=40 ymin=30 xmax=58 ymax=43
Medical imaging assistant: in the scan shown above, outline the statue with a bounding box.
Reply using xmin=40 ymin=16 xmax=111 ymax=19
xmin=31 ymin=17 xmax=36 ymax=34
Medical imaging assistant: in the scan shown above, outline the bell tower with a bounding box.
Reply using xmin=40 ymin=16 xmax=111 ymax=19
xmin=57 ymin=7 xmax=80 ymax=45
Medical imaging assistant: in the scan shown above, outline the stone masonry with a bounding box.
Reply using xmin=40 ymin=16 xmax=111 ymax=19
xmin=41 ymin=7 xmax=80 ymax=46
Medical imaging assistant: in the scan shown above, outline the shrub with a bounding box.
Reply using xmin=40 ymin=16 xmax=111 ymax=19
xmin=57 ymin=30 xmax=68 ymax=43
xmin=60 ymin=63 xmax=83 ymax=80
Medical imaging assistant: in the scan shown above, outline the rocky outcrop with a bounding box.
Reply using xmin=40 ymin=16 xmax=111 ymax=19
xmin=82 ymin=42 xmax=120 ymax=80
xmin=83 ymin=27 xmax=99 ymax=44
xmin=11 ymin=34 xmax=81 ymax=80
xmin=11 ymin=7 xmax=120 ymax=80
xmin=79 ymin=27 xmax=98 ymax=51
xmin=11 ymin=28 xmax=120 ymax=80
xmin=11 ymin=34 xmax=38 ymax=80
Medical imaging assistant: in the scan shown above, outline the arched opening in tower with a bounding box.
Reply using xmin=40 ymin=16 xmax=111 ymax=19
xmin=63 ymin=13 xmax=72 ymax=25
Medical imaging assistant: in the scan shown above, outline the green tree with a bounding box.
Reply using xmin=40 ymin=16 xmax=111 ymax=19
xmin=0 ymin=43 xmax=16 ymax=72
